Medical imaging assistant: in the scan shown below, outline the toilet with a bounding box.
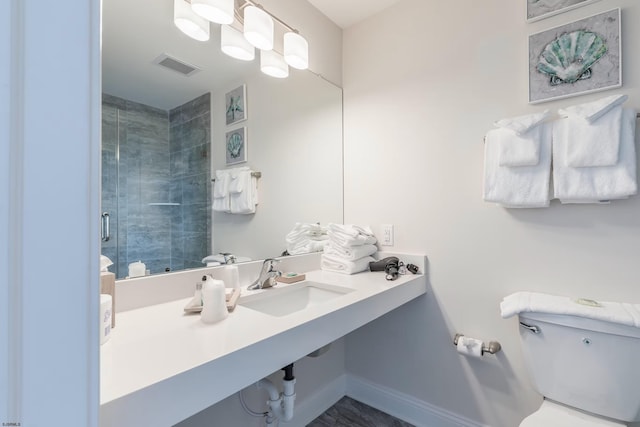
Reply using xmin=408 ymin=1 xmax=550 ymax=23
xmin=516 ymin=311 xmax=640 ymax=426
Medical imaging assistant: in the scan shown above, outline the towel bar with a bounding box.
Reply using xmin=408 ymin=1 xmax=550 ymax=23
xmin=212 ymin=171 xmax=261 ymax=182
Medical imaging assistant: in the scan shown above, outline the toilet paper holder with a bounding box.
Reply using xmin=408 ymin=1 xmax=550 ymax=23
xmin=453 ymin=333 xmax=502 ymax=355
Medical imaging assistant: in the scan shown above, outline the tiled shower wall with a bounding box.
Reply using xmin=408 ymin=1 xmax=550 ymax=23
xmin=101 ymin=93 xmax=211 ymax=278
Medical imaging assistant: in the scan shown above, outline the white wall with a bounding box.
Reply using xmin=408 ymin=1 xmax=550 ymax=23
xmin=211 ymin=71 xmax=343 ymax=261
xmin=343 ymin=0 xmax=640 ymax=426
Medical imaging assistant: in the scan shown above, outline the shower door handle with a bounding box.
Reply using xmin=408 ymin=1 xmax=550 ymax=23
xmin=101 ymin=212 xmax=110 ymax=242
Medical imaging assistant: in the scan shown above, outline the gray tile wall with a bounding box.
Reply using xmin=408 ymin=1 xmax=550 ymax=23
xmin=101 ymin=93 xmax=211 ymax=278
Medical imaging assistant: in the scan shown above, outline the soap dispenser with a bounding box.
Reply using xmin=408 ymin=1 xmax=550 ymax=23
xmin=201 ymin=275 xmax=228 ymax=324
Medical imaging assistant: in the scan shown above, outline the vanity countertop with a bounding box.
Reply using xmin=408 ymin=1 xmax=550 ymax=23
xmin=100 ymin=266 xmax=427 ymax=426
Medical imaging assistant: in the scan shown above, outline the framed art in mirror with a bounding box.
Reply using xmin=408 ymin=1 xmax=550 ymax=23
xmin=225 ymin=84 xmax=247 ymax=125
xmin=226 ymin=127 xmax=247 ymax=165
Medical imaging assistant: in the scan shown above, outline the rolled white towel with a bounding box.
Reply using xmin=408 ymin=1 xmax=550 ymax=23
xmin=324 ymin=243 xmax=377 ymax=261
xmin=321 ymin=254 xmax=374 ymax=275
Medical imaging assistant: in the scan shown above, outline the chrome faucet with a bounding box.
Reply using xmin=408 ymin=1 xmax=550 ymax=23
xmin=248 ymin=258 xmax=282 ymax=290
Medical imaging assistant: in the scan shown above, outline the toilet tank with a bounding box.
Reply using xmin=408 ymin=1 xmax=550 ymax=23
xmin=518 ymin=312 xmax=640 ymax=422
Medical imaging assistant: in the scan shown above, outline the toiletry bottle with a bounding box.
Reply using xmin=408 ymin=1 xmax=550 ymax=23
xmin=201 ymin=275 xmax=228 ymax=324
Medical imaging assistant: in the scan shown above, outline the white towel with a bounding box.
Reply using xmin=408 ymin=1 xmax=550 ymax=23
xmin=558 ymin=95 xmax=629 ymax=167
xmin=327 ymin=223 xmax=377 ymax=247
xmin=212 ymin=170 xmax=231 ymax=212
xmin=321 ymin=254 xmax=374 ymax=275
xmin=494 ymin=110 xmax=550 ymax=135
xmin=483 ymin=123 xmax=552 ymax=208
xmin=559 ymin=94 xmax=628 ymax=124
xmin=500 ymin=291 xmax=640 ymax=328
xmin=494 ymin=111 xmax=550 ymax=167
xmin=324 ymin=243 xmax=377 ymax=261
xmin=553 ymin=108 xmax=637 ymax=203
xmin=227 ymin=167 xmax=257 ymax=214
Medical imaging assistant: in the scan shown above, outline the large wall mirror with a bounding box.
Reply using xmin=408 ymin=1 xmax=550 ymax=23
xmin=102 ymin=0 xmax=344 ymax=279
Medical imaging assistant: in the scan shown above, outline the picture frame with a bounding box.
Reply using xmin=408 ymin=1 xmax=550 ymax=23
xmin=528 ymin=8 xmax=621 ymax=104
xmin=225 ymin=127 xmax=247 ymax=165
xmin=526 ymin=0 xmax=601 ymax=22
xmin=225 ymin=84 xmax=247 ymax=126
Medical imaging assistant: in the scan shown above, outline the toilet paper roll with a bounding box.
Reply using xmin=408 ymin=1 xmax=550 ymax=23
xmin=456 ymin=336 xmax=483 ymax=358
xmin=100 ymin=294 xmax=113 ymax=345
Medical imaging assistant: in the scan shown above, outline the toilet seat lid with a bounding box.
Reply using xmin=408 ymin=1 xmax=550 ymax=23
xmin=520 ymin=400 xmax=626 ymax=427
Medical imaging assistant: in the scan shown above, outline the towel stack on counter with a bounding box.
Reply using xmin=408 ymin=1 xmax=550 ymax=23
xmin=321 ymin=224 xmax=378 ymax=275
xmin=484 ymin=94 xmax=637 ymax=208
xmin=212 ymin=166 xmax=258 ymax=214
xmin=285 ymin=223 xmax=329 ymax=255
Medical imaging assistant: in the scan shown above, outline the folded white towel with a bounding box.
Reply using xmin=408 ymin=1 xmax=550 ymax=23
xmin=327 ymin=223 xmax=377 ymax=247
xmin=553 ymin=108 xmax=637 ymax=203
xmin=558 ymin=95 xmax=629 ymax=167
xmin=559 ymin=94 xmax=628 ymax=124
xmin=494 ymin=110 xmax=550 ymax=135
xmin=321 ymin=254 xmax=374 ymax=275
xmin=229 ymin=169 xmax=257 ymax=214
xmin=495 ymin=126 xmax=543 ymax=167
xmin=324 ymin=243 xmax=377 ymax=261
xmin=212 ymin=170 xmax=231 ymax=212
xmin=500 ymin=291 xmax=640 ymax=328
xmin=288 ymin=240 xmax=328 ymax=255
xmin=483 ymin=123 xmax=552 ymax=208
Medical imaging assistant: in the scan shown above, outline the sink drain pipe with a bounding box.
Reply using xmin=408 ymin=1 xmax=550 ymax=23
xmin=257 ymin=363 xmax=297 ymax=425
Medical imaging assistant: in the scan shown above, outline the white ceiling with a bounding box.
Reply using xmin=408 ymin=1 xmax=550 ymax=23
xmin=307 ymin=0 xmax=402 ymax=28
xmin=102 ymin=0 xmax=402 ymax=110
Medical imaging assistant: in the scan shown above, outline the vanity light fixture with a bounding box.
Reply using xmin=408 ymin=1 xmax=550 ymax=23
xmin=283 ymin=32 xmax=308 ymax=70
xmin=172 ymin=0 xmax=309 ymax=78
xmin=260 ymin=50 xmax=289 ymax=79
xmin=173 ymin=0 xmax=210 ymax=41
xmin=221 ymin=25 xmax=255 ymax=61
xmin=191 ymin=0 xmax=234 ymax=25
xmin=243 ymin=5 xmax=274 ymax=51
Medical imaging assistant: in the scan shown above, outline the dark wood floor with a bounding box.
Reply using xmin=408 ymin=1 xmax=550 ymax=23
xmin=307 ymin=396 xmax=415 ymax=427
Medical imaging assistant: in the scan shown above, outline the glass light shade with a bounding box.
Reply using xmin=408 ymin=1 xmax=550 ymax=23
xmin=221 ymin=25 xmax=255 ymax=61
xmin=174 ymin=0 xmax=210 ymax=41
xmin=243 ymin=6 xmax=274 ymax=50
xmin=260 ymin=50 xmax=289 ymax=78
xmin=191 ymin=0 xmax=234 ymax=25
xmin=283 ymin=32 xmax=309 ymax=70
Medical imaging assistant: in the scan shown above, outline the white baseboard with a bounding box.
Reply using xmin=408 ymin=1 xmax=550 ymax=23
xmin=346 ymin=374 xmax=487 ymax=427
xmin=277 ymin=373 xmax=487 ymax=427
xmin=280 ymin=374 xmax=347 ymax=427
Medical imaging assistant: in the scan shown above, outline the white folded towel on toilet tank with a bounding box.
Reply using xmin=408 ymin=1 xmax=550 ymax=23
xmin=500 ymin=291 xmax=640 ymax=328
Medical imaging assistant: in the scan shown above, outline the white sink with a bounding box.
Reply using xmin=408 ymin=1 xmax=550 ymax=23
xmin=239 ymin=281 xmax=354 ymax=317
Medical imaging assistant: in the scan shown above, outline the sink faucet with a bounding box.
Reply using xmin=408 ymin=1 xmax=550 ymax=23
xmin=248 ymin=258 xmax=281 ymax=290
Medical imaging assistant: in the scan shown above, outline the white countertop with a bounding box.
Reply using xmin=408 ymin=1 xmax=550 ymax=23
xmin=100 ymin=266 xmax=427 ymax=426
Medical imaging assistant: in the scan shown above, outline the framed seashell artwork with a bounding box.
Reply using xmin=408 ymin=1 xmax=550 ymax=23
xmin=527 ymin=0 xmax=601 ymax=23
xmin=528 ymin=8 xmax=621 ymax=104
xmin=225 ymin=127 xmax=248 ymax=165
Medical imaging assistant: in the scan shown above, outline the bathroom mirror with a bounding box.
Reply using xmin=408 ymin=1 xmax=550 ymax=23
xmin=101 ymin=0 xmax=343 ymax=279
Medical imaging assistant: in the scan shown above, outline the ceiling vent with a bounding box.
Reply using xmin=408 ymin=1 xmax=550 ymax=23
xmin=153 ymin=53 xmax=201 ymax=76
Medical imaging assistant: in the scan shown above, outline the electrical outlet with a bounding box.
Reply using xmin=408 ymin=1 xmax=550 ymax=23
xmin=381 ymin=224 xmax=394 ymax=246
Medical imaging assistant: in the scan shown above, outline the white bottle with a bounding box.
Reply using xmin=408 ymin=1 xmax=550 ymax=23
xmin=201 ymin=275 xmax=228 ymax=324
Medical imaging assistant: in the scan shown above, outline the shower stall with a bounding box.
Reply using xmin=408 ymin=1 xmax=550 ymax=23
xmin=101 ymin=93 xmax=212 ymax=279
